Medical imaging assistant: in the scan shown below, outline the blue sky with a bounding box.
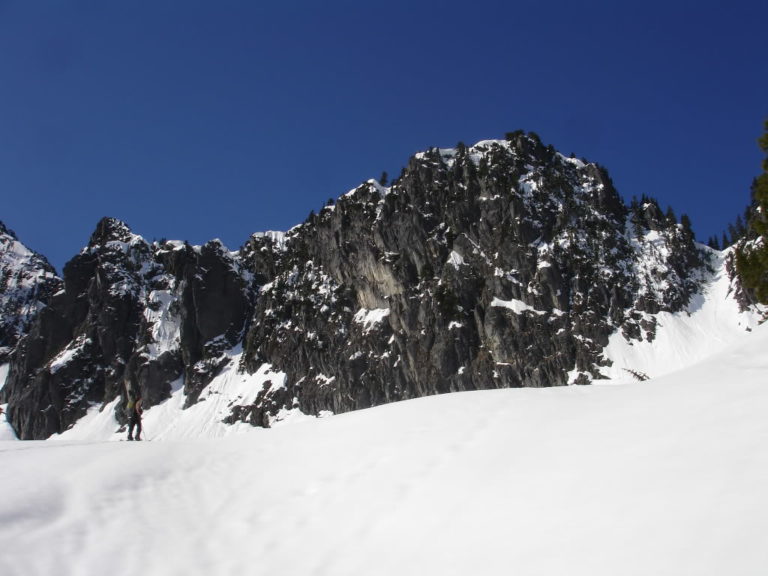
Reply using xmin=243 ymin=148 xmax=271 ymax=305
xmin=1 ymin=0 xmax=766 ymax=272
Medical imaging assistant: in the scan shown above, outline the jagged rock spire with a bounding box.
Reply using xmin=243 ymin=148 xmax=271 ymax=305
xmin=87 ymin=217 xmax=135 ymax=247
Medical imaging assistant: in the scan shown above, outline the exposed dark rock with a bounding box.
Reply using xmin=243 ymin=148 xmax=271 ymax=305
xmin=237 ymin=136 xmax=707 ymax=423
xmin=3 ymin=219 xmax=253 ymax=438
xmin=2 ymin=134 xmax=712 ymax=438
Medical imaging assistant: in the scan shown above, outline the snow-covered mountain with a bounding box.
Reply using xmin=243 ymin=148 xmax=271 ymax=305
xmin=0 ymin=221 xmax=61 ymax=363
xmin=1 ymin=132 xmax=766 ymax=576
xmin=2 ymin=217 xmax=253 ymax=438
xmin=15 ymin=239 xmax=755 ymax=442
xmin=1 ymin=132 xmax=765 ymax=440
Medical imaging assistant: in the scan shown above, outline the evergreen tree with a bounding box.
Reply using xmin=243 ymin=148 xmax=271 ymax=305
xmin=680 ymin=213 xmax=694 ymax=241
xmin=735 ymin=214 xmax=747 ymax=239
xmin=632 ymin=211 xmax=646 ymax=239
xmin=736 ymin=120 xmax=768 ymax=303
xmin=728 ymin=222 xmax=739 ymax=243
xmin=379 ymin=171 xmax=388 ymax=187
xmin=745 ymin=204 xmax=756 ymax=239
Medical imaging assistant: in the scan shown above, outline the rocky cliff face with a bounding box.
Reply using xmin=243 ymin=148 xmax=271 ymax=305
xmin=2 ymin=218 xmax=252 ymax=439
xmin=2 ymin=133 xmax=710 ymax=439
xmin=237 ymin=134 xmax=708 ymax=424
xmin=0 ymin=222 xmax=62 ymax=364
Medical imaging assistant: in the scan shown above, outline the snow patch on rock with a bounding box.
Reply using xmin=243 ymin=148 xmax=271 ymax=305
xmin=354 ymin=308 xmax=391 ymax=333
xmin=491 ymin=297 xmax=546 ymax=316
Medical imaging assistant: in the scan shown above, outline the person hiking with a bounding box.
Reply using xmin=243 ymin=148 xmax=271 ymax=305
xmin=126 ymin=389 xmax=143 ymax=441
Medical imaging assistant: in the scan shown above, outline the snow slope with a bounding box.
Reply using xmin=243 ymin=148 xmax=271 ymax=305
xmin=50 ymin=350 xmax=303 ymax=443
xmin=1 ymin=321 xmax=767 ymax=576
xmin=601 ymin=247 xmax=764 ymax=381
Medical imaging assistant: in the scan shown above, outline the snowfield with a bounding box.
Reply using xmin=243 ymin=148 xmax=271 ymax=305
xmin=1 ymin=320 xmax=767 ymax=575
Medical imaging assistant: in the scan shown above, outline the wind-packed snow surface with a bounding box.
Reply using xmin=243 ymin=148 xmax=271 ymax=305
xmin=1 ymin=325 xmax=767 ymax=575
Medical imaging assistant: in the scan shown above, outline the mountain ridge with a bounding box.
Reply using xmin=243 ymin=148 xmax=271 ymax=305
xmin=0 ymin=132 xmax=764 ymax=439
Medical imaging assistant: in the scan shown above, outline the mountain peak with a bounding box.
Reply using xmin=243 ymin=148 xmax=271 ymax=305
xmin=88 ymin=217 xmax=135 ymax=247
xmin=0 ymin=220 xmax=18 ymax=240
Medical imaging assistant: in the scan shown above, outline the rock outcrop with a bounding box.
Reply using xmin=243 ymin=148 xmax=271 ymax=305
xmin=0 ymin=222 xmax=62 ymax=364
xmin=3 ymin=218 xmax=252 ymax=439
xmin=237 ymin=134 xmax=707 ymax=423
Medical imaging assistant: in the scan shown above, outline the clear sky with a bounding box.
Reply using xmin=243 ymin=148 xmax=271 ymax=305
xmin=1 ymin=0 xmax=766 ymax=272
